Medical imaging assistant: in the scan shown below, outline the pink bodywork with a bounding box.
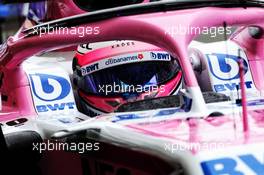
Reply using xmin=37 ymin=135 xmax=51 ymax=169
xmin=0 ymin=5 xmax=264 ymax=156
xmin=125 ymin=111 xmax=264 ymax=154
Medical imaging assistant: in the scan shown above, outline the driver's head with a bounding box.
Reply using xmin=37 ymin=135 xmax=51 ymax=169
xmin=73 ymin=41 xmax=183 ymax=117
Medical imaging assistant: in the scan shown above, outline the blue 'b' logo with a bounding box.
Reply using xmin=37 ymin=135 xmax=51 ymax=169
xmin=207 ymin=53 xmax=248 ymax=81
xmin=29 ymin=74 xmax=71 ymax=102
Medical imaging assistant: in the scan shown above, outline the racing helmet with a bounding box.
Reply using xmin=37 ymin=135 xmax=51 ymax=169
xmin=73 ymin=41 xmax=183 ymax=117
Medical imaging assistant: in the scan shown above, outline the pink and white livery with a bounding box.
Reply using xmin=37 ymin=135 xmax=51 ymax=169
xmin=1 ymin=0 xmax=264 ymax=175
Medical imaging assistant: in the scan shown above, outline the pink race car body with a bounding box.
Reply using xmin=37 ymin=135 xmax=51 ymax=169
xmin=1 ymin=1 xmax=264 ymax=175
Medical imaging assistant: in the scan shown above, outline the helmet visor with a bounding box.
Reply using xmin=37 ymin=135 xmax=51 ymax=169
xmin=79 ymin=59 xmax=181 ymax=96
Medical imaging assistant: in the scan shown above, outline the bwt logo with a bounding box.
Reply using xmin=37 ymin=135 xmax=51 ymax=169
xmin=150 ymin=52 xmax=170 ymax=60
xmin=207 ymin=53 xmax=248 ymax=81
xmin=36 ymin=102 xmax=75 ymax=113
xmin=201 ymin=154 xmax=264 ymax=175
xmin=81 ymin=63 xmax=99 ymax=75
xmin=29 ymin=74 xmax=71 ymax=101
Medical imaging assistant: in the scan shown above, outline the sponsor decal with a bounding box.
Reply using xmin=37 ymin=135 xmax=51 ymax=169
xmin=79 ymin=43 xmax=92 ymax=51
xmin=246 ymin=99 xmax=264 ymax=106
xmin=105 ymin=54 xmax=143 ymax=66
xmin=81 ymin=51 xmax=172 ymax=76
xmin=198 ymin=143 xmax=264 ymax=175
xmin=112 ymin=114 xmax=145 ymax=123
xmin=155 ymin=108 xmax=182 ymax=116
xmin=36 ymin=102 xmax=75 ymax=113
xmin=214 ymin=82 xmax=253 ymax=92
xmin=77 ymin=41 xmax=135 ymax=54
xmin=27 ymin=71 xmax=76 ymax=114
xmin=207 ymin=53 xmax=248 ymax=81
xmin=112 ymin=108 xmax=182 ymax=122
xmin=111 ymin=41 xmax=135 ymax=49
xmin=201 ymin=154 xmax=264 ymax=175
xmin=150 ymin=52 xmax=171 ymax=60
xmin=206 ymin=53 xmax=255 ymax=93
xmin=81 ymin=63 xmax=99 ymax=75
xmin=29 ymin=74 xmax=71 ymax=102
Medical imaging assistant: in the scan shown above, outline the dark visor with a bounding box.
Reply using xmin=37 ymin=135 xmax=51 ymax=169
xmin=78 ymin=59 xmax=181 ymax=96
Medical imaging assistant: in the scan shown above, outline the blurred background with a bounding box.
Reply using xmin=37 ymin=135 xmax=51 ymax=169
xmin=0 ymin=0 xmax=235 ymax=44
xmin=0 ymin=0 xmax=47 ymax=43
